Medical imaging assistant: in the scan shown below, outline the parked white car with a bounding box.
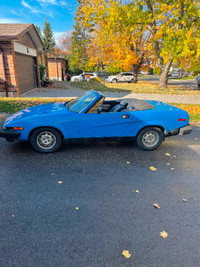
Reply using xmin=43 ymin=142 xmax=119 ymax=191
xmin=71 ymin=74 xmax=85 ymax=82
xmin=71 ymin=72 xmax=98 ymax=82
xmin=107 ymin=72 xmax=135 ymax=83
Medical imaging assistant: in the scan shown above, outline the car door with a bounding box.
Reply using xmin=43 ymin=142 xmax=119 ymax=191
xmin=79 ymin=101 xmax=132 ymax=138
xmin=117 ymin=73 xmax=124 ymax=82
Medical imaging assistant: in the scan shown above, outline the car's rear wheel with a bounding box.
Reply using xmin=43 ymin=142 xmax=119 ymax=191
xmin=136 ymin=127 xmax=163 ymax=151
xmin=112 ymin=79 xmax=117 ymax=83
xmin=30 ymin=128 xmax=63 ymax=153
xmin=198 ymin=84 xmax=200 ymax=90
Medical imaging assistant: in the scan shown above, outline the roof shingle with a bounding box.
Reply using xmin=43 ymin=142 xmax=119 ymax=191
xmin=0 ymin=24 xmax=32 ymax=38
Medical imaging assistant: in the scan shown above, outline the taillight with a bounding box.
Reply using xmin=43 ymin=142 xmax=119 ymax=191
xmin=178 ymin=119 xmax=186 ymax=121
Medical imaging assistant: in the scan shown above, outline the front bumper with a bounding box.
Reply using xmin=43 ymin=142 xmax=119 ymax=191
xmin=0 ymin=127 xmax=21 ymax=142
xmin=165 ymin=125 xmax=192 ymax=137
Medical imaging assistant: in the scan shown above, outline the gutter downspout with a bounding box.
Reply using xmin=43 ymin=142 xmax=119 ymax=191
xmin=0 ymin=45 xmax=8 ymax=97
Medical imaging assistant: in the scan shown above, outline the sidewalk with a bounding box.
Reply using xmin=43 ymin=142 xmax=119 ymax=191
xmin=22 ymin=87 xmax=200 ymax=104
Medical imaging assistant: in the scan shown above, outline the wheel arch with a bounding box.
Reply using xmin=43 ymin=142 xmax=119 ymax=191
xmin=137 ymin=125 xmax=165 ymax=137
xmin=28 ymin=126 xmax=64 ymax=140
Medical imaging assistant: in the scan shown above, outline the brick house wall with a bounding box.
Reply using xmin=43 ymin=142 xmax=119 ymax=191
xmin=0 ymin=41 xmax=19 ymax=97
xmin=48 ymin=58 xmax=68 ymax=81
xmin=0 ymin=24 xmax=44 ymax=97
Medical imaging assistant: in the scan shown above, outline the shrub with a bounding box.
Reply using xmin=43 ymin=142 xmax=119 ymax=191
xmin=39 ymin=64 xmax=46 ymax=81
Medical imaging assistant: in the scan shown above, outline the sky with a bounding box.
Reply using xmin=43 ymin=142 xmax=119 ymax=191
xmin=0 ymin=0 xmax=78 ymax=42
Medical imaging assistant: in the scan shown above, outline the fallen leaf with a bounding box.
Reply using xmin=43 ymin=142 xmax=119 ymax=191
xmin=183 ymin=198 xmax=187 ymax=202
xmin=165 ymin=153 xmax=171 ymax=156
xmin=51 ymin=173 xmax=55 ymax=176
xmin=171 ymin=168 xmax=175 ymax=171
xmin=127 ymin=161 xmax=130 ymax=164
xmin=166 ymin=163 xmax=170 ymax=166
xmin=11 ymin=214 xmax=15 ymax=218
xmin=160 ymin=231 xmax=168 ymax=239
xmin=173 ymin=155 xmax=176 ymax=158
xmin=58 ymin=181 xmax=62 ymax=184
xmin=122 ymin=250 xmax=131 ymax=258
xmin=135 ymin=190 xmax=140 ymax=193
xmin=76 ymin=207 xmax=79 ymax=210
xmin=150 ymin=166 xmax=157 ymax=171
xmin=83 ymin=170 xmax=86 ymax=173
xmin=195 ymin=138 xmax=198 ymax=140
xmin=154 ymin=203 xmax=160 ymax=209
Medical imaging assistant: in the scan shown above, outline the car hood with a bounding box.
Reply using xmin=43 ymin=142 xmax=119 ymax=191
xmin=4 ymin=102 xmax=67 ymax=126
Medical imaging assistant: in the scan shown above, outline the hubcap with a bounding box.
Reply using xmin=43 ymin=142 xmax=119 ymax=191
xmin=36 ymin=131 xmax=56 ymax=150
xmin=142 ymin=131 xmax=159 ymax=148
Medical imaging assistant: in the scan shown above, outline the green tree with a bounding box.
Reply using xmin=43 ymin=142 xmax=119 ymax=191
xmin=35 ymin=25 xmax=43 ymax=41
xmin=42 ymin=18 xmax=56 ymax=52
xmin=70 ymin=0 xmax=90 ymax=74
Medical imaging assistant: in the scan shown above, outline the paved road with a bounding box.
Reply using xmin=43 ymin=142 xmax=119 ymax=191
xmin=0 ymin=126 xmax=200 ymax=267
xmin=141 ymin=76 xmax=198 ymax=89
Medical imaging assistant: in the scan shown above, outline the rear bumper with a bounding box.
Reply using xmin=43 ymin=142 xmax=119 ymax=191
xmin=0 ymin=127 xmax=20 ymax=142
xmin=165 ymin=125 xmax=192 ymax=137
xmin=178 ymin=125 xmax=192 ymax=135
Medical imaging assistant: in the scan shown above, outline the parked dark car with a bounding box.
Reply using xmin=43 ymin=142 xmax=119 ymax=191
xmin=95 ymin=71 xmax=111 ymax=81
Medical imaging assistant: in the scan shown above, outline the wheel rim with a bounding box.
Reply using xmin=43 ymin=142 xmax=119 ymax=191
xmin=36 ymin=131 xmax=56 ymax=150
xmin=142 ymin=131 xmax=159 ymax=148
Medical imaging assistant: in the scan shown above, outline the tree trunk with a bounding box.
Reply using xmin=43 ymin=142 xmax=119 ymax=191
xmin=159 ymin=59 xmax=173 ymax=88
xmin=133 ymin=65 xmax=139 ymax=83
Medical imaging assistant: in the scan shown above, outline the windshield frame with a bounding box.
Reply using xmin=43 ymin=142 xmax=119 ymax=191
xmin=65 ymin=90 xmax=103 ymax=114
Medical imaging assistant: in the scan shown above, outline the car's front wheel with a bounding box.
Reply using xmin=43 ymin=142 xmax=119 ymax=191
xmin=112 ymin=79 xmax=117 ymax=83
xmin=136 ymin=127 xmax=163 ymax=151
xmin=30 ymin=128 xmax=63 ymax=153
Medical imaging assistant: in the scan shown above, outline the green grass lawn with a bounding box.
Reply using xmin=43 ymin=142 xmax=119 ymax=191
xmin=71 ymin=79 xmax=200 ymax=95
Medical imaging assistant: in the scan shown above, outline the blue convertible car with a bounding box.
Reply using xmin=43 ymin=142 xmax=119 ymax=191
xmin=0 ymin=90 xmax=192 ymax=153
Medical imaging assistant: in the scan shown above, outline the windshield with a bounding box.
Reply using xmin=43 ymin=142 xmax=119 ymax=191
xmin=66 ymin=91 xmax=97 ymax=113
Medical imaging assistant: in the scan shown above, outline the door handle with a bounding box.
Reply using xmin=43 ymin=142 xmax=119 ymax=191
xmin=122 ymin=115 xmax=129 ymax=119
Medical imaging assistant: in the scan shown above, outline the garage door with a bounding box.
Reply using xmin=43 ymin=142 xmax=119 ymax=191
xmin=15 ymin=53 xmax=37 ymax=94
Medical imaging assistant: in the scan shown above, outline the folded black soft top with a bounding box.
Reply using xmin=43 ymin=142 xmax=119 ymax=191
xmin=119 ymin=98 xmax=155 ymax=111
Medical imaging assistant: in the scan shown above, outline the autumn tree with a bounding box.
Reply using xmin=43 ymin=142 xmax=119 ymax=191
xmin=142 ymin=0 xmax=200 ymax=88
xmin=81 ymin=0 xmax=151 ymax=82
xmin=58 ymin=31 xmax=72 ymax=53
xmin=42 ymin=18 xmax=56 ymax=52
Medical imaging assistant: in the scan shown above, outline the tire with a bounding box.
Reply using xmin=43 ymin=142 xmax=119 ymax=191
xmin=198 ymin=84 xmax=200 ymax=90
xmin=136 ymin=127 xmax=163 ymax=151
xmin=112 ymin=79 xmax=117 ymax=83
xmin=130 ymin=79 xmax=134 ymax=83
xmin=30 ymin=128 xmax=63 ymax=153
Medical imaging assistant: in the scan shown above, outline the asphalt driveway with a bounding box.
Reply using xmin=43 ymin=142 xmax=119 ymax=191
xmin=0 ymin=126 xmax=200 ymax=267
